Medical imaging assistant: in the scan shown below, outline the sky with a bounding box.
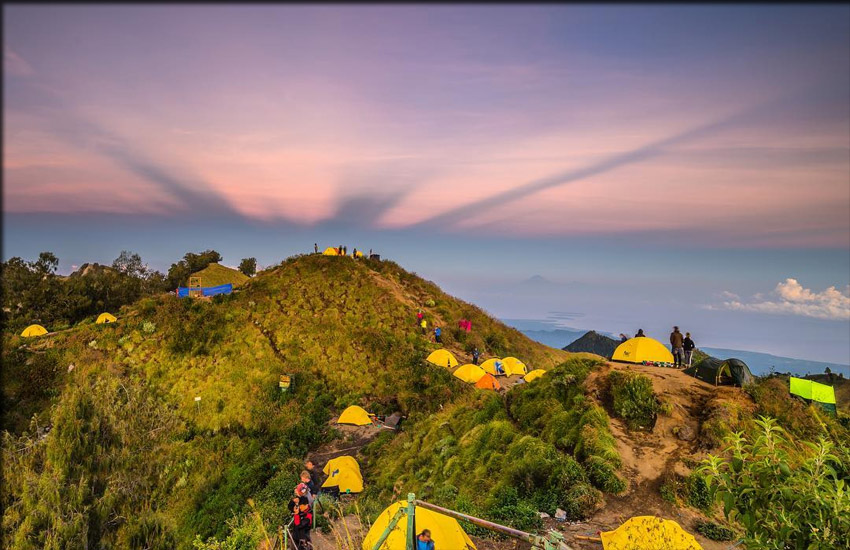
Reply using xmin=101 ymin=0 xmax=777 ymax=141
xmin=4 ymin=5 xmax=850 ymax=366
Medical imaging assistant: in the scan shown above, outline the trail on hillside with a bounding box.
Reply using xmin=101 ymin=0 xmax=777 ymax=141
xmin=570 ymin=362 xmax=751 ymax=550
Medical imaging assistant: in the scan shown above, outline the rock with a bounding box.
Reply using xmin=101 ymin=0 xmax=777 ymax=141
xmin=539 ymin=512 xmax=550 ymax=519
xmin=67 ymin=363 xmax=75 ymax=373
xmin=554 ymin=508 xmax=567 ymax=521
xmin=674 ymin=425 xmax=696 ymax=441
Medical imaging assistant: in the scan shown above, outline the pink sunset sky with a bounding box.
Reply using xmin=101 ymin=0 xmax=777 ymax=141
xmin=4 ymin=5 xmax=849 ymax=247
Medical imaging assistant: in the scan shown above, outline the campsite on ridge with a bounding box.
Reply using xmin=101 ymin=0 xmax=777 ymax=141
xmin=4 ymin=4 xmax=850 ymax=550
xmin=3 ymin=249 xmax=848 ymax=550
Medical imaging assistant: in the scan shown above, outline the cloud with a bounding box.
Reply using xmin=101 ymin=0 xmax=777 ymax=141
xmin=4 ymin=46 xmax=33 ymax=76
xmin=716 ymin=279 xmax=850 ymax=321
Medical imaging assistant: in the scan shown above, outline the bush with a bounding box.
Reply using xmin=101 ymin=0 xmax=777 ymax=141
xmin=699 ymin=416 xmax=850 ymax=549
xmin=585 ymin=456 xmax=626 ymax=494
xmin=694 ymin=520 xmax=736 ymax=542
xmin=605 ymin=370 xmax=661 ymax=430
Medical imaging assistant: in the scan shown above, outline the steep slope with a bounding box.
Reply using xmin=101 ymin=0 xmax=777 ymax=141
xmin=564 ymin=330 xmax=619 ymax=358
xmin=1 ymin=254 xmax=568 ymax=550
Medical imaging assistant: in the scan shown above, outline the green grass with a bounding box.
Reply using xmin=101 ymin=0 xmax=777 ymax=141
xmin=189 ymin=263 xmax=249 ymax=288
xmin=1 ymin=254 xmax=570 ymax=550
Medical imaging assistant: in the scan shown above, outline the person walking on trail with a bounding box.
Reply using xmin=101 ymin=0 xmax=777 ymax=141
xmin=420 ymin=318 xmax=427 ymax=335
xmin=304 ymin=459 xmax=322 ymax=494
xmin=300 ymin=470 xmax=316 ymax=506
xmin=472 ymin=348 xmax=480 ymax=365
xmin=635 ymin=329 xmax=646 ymax=338
xmin=417 ymin=529 xmax=435 ymax=550
xmin=683 ymin=332 xmax=695 ymax=367
xmin=288 ymin=485 xmax=313 ymax=550
xmin=434 ymin=326 xmax=442 ymax=343
xmin=314 ymin=243 xmax=318 ymax=254
xmin=416 ymin=310 xmax=424 ymax=325
xmin=670 ymin=326 xmax=685 ymax=368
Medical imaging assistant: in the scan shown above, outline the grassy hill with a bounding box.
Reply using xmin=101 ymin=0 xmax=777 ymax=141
xmin=1 ymin=254 xmax=568 ymax=549
xmin=189 ymin=262 xmax=249 ymax=288
xmin=3 ymin=253 xmax=848 ymax=550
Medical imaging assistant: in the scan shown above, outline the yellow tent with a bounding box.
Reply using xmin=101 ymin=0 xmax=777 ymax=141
xmin=612 ymin=337 xmax=674 ymax=364
xmin=337 ymin=405 xmax=373 ymax=426
xmin=481 ymin=358 xmax=506 ymax=376
xmin=20 ymin=324 xmax=48 ymax=338
xmin=322 ymin=455 xmax=364 ymax=494
xmin=502 ymin=357 xmax=528 ymax=376
xmin=96 ymin=312 xmax=117 ymax=324
xmin=362 ymin=501 xmax=477 ymax=550
xmin=524 ymin=369 xmax=546 ymax=383
xmin=600 ymin=516 xmax=702 ymax=549
xmin=427 ymin=349 xmax=459 ymax=369
xmin=323 ymin=247 xmax=340 ymax=256
xmin=453 ymin=364 xmax=486 ymax=384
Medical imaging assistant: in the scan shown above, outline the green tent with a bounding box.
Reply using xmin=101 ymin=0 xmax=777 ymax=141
xmin=789 ymin=377 xmax=837 ymax=414
xmin=684 ymin=357 xmax=754 ymax=387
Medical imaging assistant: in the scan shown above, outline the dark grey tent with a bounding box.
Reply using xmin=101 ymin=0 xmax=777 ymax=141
xmin=684 ymin=357 xmax=754 ymax=387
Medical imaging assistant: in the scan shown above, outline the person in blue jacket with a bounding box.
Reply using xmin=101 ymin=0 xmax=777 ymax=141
xmin=417 ymin=529 xmax=434 ymax=550
xmin=434 ymin=326 xmax=442 ymax=343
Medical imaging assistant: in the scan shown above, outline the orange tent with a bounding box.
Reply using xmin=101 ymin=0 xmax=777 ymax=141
xmin=475 ymin=373 xmax=501 ymax=390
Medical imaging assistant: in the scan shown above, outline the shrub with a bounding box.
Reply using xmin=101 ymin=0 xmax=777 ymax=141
xmin=605 ymin=370 xmax=661 ymax=430
xmin=699 ymin=416 xmax=850 ymax=549
xmin=142 ymin=321 xmax=156 ymax=334
xmin=585 ymin=456 xmax=626 ymax=494
xmin=694 ymin=520 xmax=736 ymax=542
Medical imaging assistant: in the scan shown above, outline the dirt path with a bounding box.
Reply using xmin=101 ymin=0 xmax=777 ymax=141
xmin=570 ymin=362 xmax=749 ymax=550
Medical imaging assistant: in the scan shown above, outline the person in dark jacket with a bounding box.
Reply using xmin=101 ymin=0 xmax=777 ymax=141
xmin=635 ymin=329 xmax=646 ymax=338
xmin=314 ymin=243 xmax=318 ymax=254
xmin=670 ymin=326 xmax=685 ymax=368
xmin=683 ymin=332 xmax=695 ymax=367
xmin=472 ymin=348 xmax=480 ymax=365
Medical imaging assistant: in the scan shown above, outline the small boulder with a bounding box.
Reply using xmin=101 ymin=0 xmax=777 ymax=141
xmin=674 ymin=425 xmax=696 ymax=441
xmin=539 ymin=512 xmax=550 ymax=519
xmin=554 ymin=508 xmax=567 ymax=521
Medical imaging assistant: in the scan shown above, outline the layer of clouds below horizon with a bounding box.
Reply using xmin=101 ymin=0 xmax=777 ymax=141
xmin=4 ymin=5 xmax=850 ymax=248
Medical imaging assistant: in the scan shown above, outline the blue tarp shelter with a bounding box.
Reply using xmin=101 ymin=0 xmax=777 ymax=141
xmin=176 ymin=283 xmax=233 ymax=298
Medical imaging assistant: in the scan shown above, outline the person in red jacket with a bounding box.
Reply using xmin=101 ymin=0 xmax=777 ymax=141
xmin=288 ymin=484 xmax=313 ymax=549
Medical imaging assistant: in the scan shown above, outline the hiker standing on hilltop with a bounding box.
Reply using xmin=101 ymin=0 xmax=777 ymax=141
xmin=472 ymin=348 xmax=480 ymax=365
xmin=670 ymin=326 xmax=685 ymax=368
xmin=635 ymin=329 xmax=646 ymax=338
xmin=353 ymin=247 xmax=358 ymax=258
xmin=434 ymin=326 xmax=442 ymax=344
xmin=338 ymin=245 xmax=343 ymax=256
xmin=683 ymin=332 xmax=695 ymax=367
xmin=314 ymin=243 xmax=318 ymax=254
xmin=343 ymin=246 xmax=348 ymax=256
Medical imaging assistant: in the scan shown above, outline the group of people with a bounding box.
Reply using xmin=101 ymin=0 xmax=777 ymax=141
xmin=416 ymin=310 xmax=443 ymax=343
xmin=669 ymin=326 xmax=696 ymax=368
xmin=288 ymin=458 xmax=434 ymax=550
xmin=621 ymin=327 xmax=696 ymax=368
xmin=287 ymin=459 xmax=341 ymax=549
xmin=314 ymin=243 xmax=373 ymax=258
